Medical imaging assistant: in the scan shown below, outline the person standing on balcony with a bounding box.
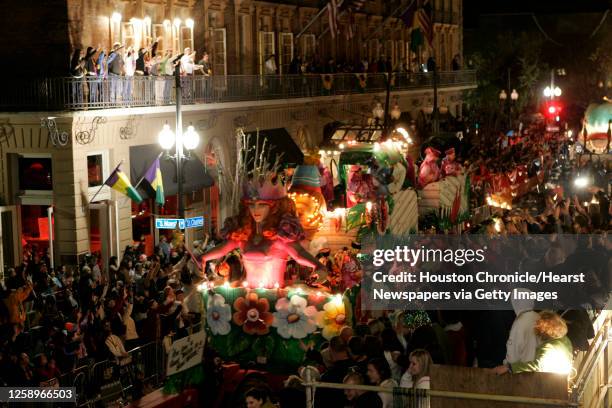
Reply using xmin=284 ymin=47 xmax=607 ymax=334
xmin=264 ymin=54 xmax=278 ymax=95
xmin=180 ymin=48 xmax=201 ymax=103
xmin=97 ymin=47 xmax=108 ymax=103
xmin=123 ymin=46 xmax=136 ymax=105
xmin=452 ymin=54 xmax=461 ymax=71
xmin=69 ymin=49 xmax=85 ymax=106
xmin=198 ymin=52 xmax=212 ymax=102
xmin=84 ymin=47 xmax=98 ymax=103
xmin=107 ymin=42 xmax=125 ymax=103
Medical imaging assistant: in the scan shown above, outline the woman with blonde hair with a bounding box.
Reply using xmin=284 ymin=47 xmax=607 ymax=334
xmin=400 ymin=349 xmax=432 ymax=389
xmin=494 ymin=310 xmax=573 ymax=375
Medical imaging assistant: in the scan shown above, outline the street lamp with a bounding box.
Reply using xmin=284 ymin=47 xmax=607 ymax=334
xmin=158 ymin=53 xmax=200 ymax=219
xmin=510 ymin=89 xmax=519 ymax=101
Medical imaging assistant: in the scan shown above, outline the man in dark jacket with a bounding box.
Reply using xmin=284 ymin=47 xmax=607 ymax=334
xmin=315 ymin=336 xmax=354 ymax=407
xmin=107 ymin=42 xmax=124 ymax=102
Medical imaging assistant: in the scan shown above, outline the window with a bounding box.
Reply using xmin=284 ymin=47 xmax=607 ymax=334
xmin=181 ymin=26 xmax=194 ymax=52
xmin=18 ymin=157 xmax=52 ymax=191
xmin=211 ymin=28 xmax=227 ymax=76
xmin=172 ymin=24 xmax=181 ymax=54
xmin=258 ymin=31 xmax=275 ymax=75
xmin=87 ymin=155 xmax=104 ymax=187
xmin=122 ymin=22 xmax=136 ymax=48
xmin=87 ymin=151 xmax=110 ymax=202
xmin=153 ymin=24 xmax=166 ymax=52
xmin=368 ymin=39 xmax=379 ymax=62
xmin=301 ymin=34 xmax=316 ymax=61
xmin=279 ymin=33 xmax=294 ymax=74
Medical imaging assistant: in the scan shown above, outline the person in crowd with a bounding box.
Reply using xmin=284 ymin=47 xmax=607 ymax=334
xmin=123 ymin=46 xmax=136 ymax=103
xmin=344 ymin=371 xmax=383 ymax=407
xmin=494 ymin=311 xmax=573 ymax=375
xmin=400 ymin=349 xmax=432 ymax=389
xmin=366 ymin=357 xmax=397 ymax=408
xmin=245 ymin=387 xmax=276 ymax=408
xmin=4 ymin=280 xmax=33 ymax=325
xmin=315 ymin=336 xmax=354 ymax=407
xmin=504 ymin=289 xmax=540 ymax=365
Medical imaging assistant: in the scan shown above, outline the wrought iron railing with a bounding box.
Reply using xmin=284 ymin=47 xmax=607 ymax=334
xmin=0 ymin=71 xmax=476 ymax=112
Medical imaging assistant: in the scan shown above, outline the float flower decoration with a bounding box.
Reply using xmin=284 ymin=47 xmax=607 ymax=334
xmin=207 ymin=294 xmax=232 ymax=335
xmin=233 ymin=292 xmax=274 ymax=335
xmin=272 ymin=295 xmax=318 ymax=339
xmin=316 ymin=295 xmax=348 ymax=340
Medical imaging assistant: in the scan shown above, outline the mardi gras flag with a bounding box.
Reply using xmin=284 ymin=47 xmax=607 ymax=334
xmin=143 ymin=156 xmax=165 ymax=205
xmin=105 ymin=164 xmax=143 ymax=203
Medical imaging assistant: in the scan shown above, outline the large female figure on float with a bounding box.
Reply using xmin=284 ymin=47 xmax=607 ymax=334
xmin=201 ymin=175 xmax=326 ymax=288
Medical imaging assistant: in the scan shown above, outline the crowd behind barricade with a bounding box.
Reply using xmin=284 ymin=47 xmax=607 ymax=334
xmin=0 ymin=231 xmax=226 ymax=401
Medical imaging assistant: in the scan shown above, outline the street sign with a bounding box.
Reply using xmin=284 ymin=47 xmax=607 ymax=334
xmin=155 ymin=216 xmax=204 ymax=229
xmin=185 ymin=216 xmax=204 ymax=229
xmin=155 ymin=218 xmax=185 ymax=229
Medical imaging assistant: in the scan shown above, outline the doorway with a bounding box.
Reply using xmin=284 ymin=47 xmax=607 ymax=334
xmin=0 ymin=206 xmax=20 ymax=279
xmin=89 ymin=202 xmax=111 ymax=268
xmin=20 ymin=205 xmax=53 ymax=262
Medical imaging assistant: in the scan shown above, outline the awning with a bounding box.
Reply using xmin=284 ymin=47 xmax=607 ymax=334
xmin=245 ymin=128 xmax=304 ymax=167
xmin=129 ymin=144 xmax=215 ymax=199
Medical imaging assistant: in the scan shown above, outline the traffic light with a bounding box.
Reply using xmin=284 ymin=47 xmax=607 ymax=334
xmin=545 ymin=101 xmax=562 ymax=121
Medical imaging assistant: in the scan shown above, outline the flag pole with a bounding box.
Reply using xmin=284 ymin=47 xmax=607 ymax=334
xmin=89 ymin=159 xmax=123 ymax=204
xmin=297 ymin=0 xmax=344 ymax=39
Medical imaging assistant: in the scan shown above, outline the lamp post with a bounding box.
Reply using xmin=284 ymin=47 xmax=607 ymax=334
xmin=158 ymin=62 xmax=200 ymax=219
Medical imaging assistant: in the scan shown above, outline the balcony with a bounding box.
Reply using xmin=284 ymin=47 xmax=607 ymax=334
xmin=0 ymin=71 xmax=476 ymax=112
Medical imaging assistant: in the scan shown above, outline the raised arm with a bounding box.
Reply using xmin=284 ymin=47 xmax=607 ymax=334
xmin=201 ymin=239 xmax=240 ymax=262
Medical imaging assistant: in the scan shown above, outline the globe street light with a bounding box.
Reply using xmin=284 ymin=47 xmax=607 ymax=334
xmin=158 ymin=122 xmax=200 ymax=218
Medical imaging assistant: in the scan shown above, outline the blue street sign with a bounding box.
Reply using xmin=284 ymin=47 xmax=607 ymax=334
xmin=155 ymin=218 xmax=185 ymax=229
xmin=185 ymin=216 xmax=204 ymax=229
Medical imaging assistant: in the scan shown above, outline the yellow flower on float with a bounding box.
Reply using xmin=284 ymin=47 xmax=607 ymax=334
xmin=316 ymin=295 xmax=347 ymax=340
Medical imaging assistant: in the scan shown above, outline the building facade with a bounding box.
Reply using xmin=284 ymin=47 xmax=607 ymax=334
xmin=0 ymin=0 xmax=474 ymax=273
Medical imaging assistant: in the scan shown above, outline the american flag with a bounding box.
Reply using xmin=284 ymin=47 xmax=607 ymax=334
xmin=416 ymin=0 xmax=433 ymax=47
xmin=327 ymin=0 xmax=339 ymax=39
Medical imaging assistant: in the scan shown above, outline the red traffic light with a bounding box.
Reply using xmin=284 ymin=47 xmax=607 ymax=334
xmin=545 ymin=101 xmax=562 ymax=117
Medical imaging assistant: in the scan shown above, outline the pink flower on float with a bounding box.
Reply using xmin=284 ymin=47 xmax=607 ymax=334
xmin=316 ymin=296 xmax=347 ymax=340
xmin=273 ymin=296 xmax=318 ymax=339
xmin=233 ymin=292 xmax=274 ymax=335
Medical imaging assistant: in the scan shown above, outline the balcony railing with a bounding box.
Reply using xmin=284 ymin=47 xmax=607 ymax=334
xmin=0 ymin=71 xmax=476 ymax=112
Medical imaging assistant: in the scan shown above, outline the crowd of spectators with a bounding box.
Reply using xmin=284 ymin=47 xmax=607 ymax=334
xmin=0 ymin=233 xmax=221 ymax=399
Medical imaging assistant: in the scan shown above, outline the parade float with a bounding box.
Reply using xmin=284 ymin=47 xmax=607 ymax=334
xmin=580 ymin=102 xmax=612 ymax=154
xmin=197 ymin=130 xmax=356 ymax=371
xmin=417 ymin=146 xmax=471 ymax=231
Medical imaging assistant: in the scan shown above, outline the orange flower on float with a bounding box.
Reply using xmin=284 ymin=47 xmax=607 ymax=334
xmin=316 ymin=295 xmax=347 ymax=340
xmin=233 ymin=292 xmax=274 ymax=335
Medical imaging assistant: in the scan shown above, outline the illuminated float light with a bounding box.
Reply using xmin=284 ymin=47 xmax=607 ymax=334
xmin=332 ymin=294 xmax=343 ymax=306
xmin=242 ymin=281 xmax=249 ymax=288
xmin=574 ymin=176 xmax=589 ymax=188
xmin=339 ymin=143 xmax=345 ymax=149
xmin=365 ymin=201 xmax=373 ymax=212
xmin=274 ymin=282 xmax=280 ymax=289
xmin=223 ymin=281 xmax=230 ymax=289
xmin=373 ymin=142 xmax=380 ymax=151
xmin=494 ymin=218 xmax=502 ymax=232
xmin=591 ymin=195 xmax=599 ymax=205
xmin=197 ymin=282 xmax=208 ymax=292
